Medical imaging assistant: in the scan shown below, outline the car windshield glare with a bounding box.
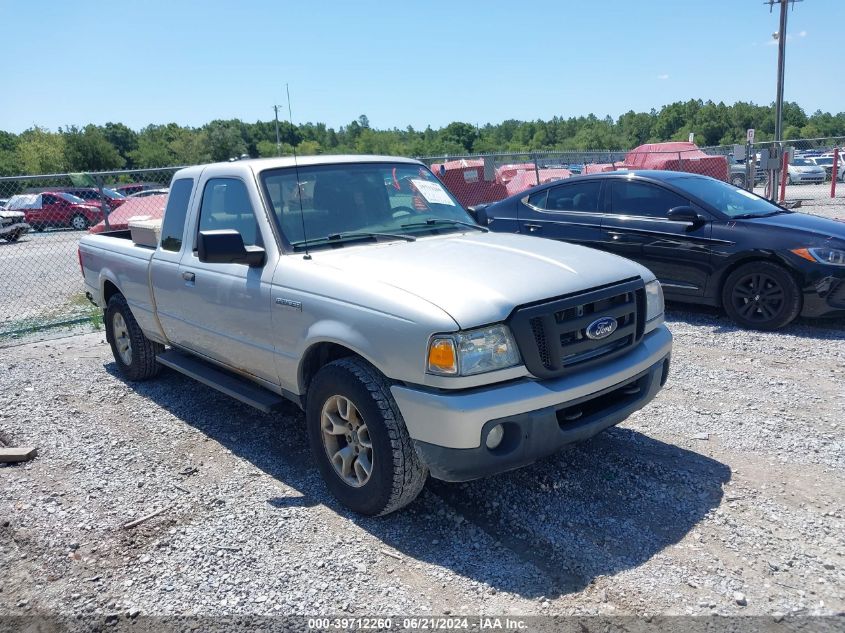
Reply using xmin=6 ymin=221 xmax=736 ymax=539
xmin=668 ymin=176 xmax=784 ymax=218
xmin=791 ymin=159 xmax=811 ymax=166
xmin=260 ymin=162 xmax=474 ymax=249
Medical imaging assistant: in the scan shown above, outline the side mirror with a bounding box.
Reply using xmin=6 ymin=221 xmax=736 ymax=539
xmin=197 ymin=229 xmax=265 ymax=267
xmin=667 ymin=206 xmax=705 ymax=226
xmin=467 ymin=204 xmax=489 ymax=226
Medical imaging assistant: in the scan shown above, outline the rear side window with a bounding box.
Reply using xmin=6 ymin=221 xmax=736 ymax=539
xmin=160 ymin=178 xmax=194 ymax=252
xmin=610 ymin=181 xmax=688 ymax=218
xmin=197 ymin=178 xmax=261 ymax=247
xmin=545 ymin=181 xmax=602 ymax=212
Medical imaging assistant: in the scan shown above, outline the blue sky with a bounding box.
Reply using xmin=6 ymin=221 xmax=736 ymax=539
xmin=1 ymin=0 xmax=842 ymax=133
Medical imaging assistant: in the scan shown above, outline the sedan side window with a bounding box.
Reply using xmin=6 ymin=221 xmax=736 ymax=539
xmin=545 ymin=181 xmax=602 ymax=212
xmin=610 ymin=181 xmax=688 ymax=218
xmin=197 ymin=178 xmax=262 ymax=248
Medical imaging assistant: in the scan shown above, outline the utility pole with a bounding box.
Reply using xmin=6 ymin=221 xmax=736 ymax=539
xmin=273 ymin=105 xmax=282 ymax=156
xmin=765 ymin=0 xmax=801 ymax=200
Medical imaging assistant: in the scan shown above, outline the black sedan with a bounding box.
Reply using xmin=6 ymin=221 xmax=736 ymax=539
xmin=474 ymin=170 xmax=845 ymax=330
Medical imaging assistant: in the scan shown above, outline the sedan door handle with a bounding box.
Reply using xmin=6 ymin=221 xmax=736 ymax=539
xmin=523 ymin=223 xmax=542 ymax=233
xmin=182 ymin=271 xmax=195 ymax=282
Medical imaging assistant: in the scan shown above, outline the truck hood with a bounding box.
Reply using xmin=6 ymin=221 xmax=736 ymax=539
xmin=308 ymin=232 xmax=651 ymax=328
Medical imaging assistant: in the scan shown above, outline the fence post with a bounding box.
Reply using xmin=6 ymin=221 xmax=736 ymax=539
xmin=779 ymin=151 xmax=789 ymax=204
xmin=531 ymin=153 xmax=540 ymax=185
xmin=832 ymin=147 xmax=839 ymax=199
xmin=94 ymin=174 xmax=112 ymax=231
xmin=745 ymin=142 xmax=753 ymax=190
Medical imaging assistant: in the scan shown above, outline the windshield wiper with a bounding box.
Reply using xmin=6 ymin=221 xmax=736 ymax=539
xmin=291 ymin=231 xmax=416 ymax=250
xmin=732 ymin=210 xmax=791 ymax=219
xmin=400 ymin=218 xmax=488 ymax=232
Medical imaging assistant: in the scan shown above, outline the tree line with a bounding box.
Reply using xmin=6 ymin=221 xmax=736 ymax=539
xmin=1 ymin=99 xmax=843 ymax=176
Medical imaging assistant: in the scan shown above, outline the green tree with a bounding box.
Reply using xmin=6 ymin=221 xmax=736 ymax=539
xmin=63 ymin=125 xmax=125 ymax=171
xmin=16 ymin=127 xmax=67 ymax=174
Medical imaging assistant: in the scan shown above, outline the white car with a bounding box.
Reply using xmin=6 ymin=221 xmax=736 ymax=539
xmin=787 ymin=158 xmax=826 ymax=185
xmin=0 ymin=209 xmax=30 ymax=242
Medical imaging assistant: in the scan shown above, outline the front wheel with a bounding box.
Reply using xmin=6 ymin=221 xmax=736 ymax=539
xmin=105 ymin=293 xmax=164 ymax=381
xmin=306 ymin=357 xmax=427 ymax=516
xmin=70 ymin=214 xmax=89 ymax=230
xmin=3 ymin=231 xmax=21 ymax=242
xmin=722 ymin=261 xmax=801 ymax=330
xmin=730 ymin=174 xmax=746 ymax=188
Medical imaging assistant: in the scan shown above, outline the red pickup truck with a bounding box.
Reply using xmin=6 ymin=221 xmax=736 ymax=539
xmin=5 ymin=192 xmax=104 ymax=231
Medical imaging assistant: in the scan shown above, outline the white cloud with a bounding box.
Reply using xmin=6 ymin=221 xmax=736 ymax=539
xmin=657 ymin=74 xmax=670 ymax=80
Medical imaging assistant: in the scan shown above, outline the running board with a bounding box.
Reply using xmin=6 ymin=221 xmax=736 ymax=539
xmin=156 ymin=349 xmax=288 ymax=413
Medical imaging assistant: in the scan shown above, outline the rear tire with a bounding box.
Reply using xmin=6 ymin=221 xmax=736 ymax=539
xmin=721 ymin=261 xmax=801 ymax=330
xmin=3 ymin=231 xmax=21 ymax=242
xmin=306 ymin=357 xmax=427 ymax=516
xmin=105 ymin=293 xmax=164 ymax=381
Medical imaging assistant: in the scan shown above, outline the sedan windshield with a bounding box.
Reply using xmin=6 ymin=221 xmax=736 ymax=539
xmin=666 ymin=175 xmax=787 ymax=219
xmin=261 ymin=162 xmax=475 ymax=250
xmin=791 ymin=158 xmax=811 ymax=166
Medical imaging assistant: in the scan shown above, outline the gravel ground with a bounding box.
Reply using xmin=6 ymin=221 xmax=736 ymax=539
xmin=1 ymin=306 xmax=843 ymax=619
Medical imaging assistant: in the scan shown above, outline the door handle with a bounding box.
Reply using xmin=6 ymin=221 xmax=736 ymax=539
xmin=524 ymin=223 xmax=542 ymax=233
xmin=182 ymin=271 xmax=195 ymax=282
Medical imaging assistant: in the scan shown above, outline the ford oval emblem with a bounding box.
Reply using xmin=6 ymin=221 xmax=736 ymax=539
xmin=585 ymin=317 xmax=618 ymax=340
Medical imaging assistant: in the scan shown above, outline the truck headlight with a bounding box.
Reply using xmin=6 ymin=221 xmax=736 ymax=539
xmin=645 ymin=280 xmax=664 ymax=330
xmin=427 ymin=324 xmax=521 ymax=376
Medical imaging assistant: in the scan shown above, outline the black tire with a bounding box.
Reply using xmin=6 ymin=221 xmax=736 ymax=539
xmin=70 ymin=214 xmax=89 ymax=231
xmin=306 ymin=357 xmax=427 ymax=516
xmin=721 ymin=261 xmax=801 ymax=330
xmin=105 ymin=293 xmax=164 ymax=381
xmin=730 ymin=174 xmax=746 ymax=188
xmin=3 ymin=231 xmax=21 ymax=242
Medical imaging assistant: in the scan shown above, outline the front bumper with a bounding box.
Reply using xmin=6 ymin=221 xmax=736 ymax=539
xmin=391 ymin=325 xmax=672 ymax=480
xmin=0 ymin=221 xmax=30 ymax=238
xmin=801 ymin=268 xmax=845 ymax=317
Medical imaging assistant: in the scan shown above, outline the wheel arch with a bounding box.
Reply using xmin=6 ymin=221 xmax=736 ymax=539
xmin=298 ymin=341 xmax=370 ymax=398
xmin=712 ymin=251 xmax=799 ymax=307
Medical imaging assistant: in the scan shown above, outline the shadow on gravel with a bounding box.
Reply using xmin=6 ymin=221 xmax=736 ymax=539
xmin=105 ymin=362 xmax=730 ymax=600
xmin=665 ymin=301 xmax=845 ymax=340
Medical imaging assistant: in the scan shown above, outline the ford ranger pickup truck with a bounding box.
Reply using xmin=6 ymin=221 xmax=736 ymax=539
xmin=78 ymin=155 xmax=672 ymax=516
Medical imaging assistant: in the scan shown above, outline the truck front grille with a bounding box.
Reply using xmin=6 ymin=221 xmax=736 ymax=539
xmin=509 ymin=278 xmax=645 ymax=379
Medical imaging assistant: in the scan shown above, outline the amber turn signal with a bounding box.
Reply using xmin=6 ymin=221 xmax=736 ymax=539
xmin=427 ymin=338 xmax=457 ymax=375
xmin=790 ymin=248 xmax=816 ymax=262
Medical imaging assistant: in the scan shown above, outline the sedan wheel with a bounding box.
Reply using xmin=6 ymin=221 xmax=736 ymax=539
xmin=722 ymin=262 xmax=801 ymax=330
xmin=70 ymin=214 xmax=89 ymax=230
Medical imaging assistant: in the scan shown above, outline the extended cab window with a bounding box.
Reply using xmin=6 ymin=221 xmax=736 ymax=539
xmin=160 ymin=178 xmax=194 ymax=252
xmin=611 ymin=181 xmax=688 ymax=218
xmin=197 ymin=178 xmax=262 ymax=248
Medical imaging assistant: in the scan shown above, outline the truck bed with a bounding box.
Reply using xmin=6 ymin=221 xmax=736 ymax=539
xmin=79 ymin=231 xmax=163 ymax=340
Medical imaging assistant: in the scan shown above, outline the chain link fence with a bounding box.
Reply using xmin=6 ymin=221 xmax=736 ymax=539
xmin=1 ymin=138 xmax=843 ymax=346
xmin=420 ymin=137 xmax=845 ymax=217
xmin=0 ymin=167 xmax=178 ymax=345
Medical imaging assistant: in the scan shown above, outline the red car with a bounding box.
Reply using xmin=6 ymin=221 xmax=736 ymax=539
xmin=5 ymin=192 xmax=104 ymax=231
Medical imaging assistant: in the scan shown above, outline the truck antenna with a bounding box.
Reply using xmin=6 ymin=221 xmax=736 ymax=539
xmin=286 ymin=83 xmax=310 ymax=259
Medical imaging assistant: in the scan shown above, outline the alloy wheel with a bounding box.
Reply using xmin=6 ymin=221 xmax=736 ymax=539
xmin=730 ymin=272 xmax=785 ymax=324
xmin=112 ymin=312 xmax=133 ymax=365
xmin=320 ymin=395 xmax=373 ymax=487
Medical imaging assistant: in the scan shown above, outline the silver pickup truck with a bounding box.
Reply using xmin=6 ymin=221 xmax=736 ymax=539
xmin=78 ymin=155 xmax=672 ymax=515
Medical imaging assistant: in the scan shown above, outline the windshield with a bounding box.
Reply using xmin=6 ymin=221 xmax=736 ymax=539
xmin=791 ymin=158 xmax=811 ymax=166
xmin=103 ymin=188 xmax=125 ymax=199
xmin=667 ymin=175 xmax=785 ymax=219
xmin=59 ymin=192 xmax=86 ymax=204
xmin=814 ymin=158 xmax=833 ymax=166
xmin=261 ymin=162 xmax=474 ymax=249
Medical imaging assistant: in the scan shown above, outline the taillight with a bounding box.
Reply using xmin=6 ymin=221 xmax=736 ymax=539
xmin=77 ymin=247 xmax=84 ymax=277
